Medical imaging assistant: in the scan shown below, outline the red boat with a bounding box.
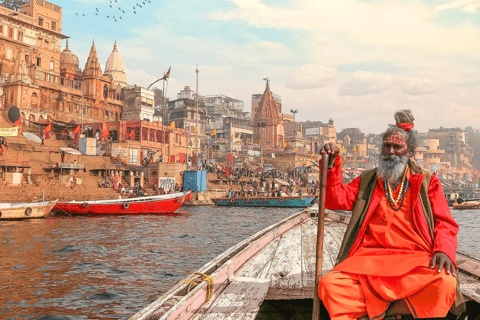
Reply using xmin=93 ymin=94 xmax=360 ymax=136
xmin=53 ymin=192 xmax=191 ymax=216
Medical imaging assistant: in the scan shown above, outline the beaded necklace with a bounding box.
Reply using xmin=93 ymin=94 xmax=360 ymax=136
xmin=384 ymin=164 xmax=409 ymax=211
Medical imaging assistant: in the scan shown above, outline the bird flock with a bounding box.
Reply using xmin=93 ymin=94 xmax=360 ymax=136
xmin=75 ymin=0 xmax=153 ymax=22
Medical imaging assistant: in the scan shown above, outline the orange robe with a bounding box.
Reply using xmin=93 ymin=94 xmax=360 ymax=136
xmin=319 ymin=171 xmax=456 ymax=320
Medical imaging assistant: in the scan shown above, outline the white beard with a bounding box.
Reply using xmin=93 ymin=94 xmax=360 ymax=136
xmin=377 ymin=154 xmax=408 ymax=187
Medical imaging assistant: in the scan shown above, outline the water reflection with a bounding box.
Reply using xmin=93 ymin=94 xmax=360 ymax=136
xmin=0 ymin=207 xmax=298 ymax=319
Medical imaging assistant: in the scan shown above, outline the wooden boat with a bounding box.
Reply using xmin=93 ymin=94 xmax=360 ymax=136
xmin=0 ymin=200 xmax=58 ymax=220
xmin=54 ymin=192 xmax=190 ymax=216
xmin=453 ymin=201 xmax=480 ymax=210
xmin=211 ymin=195 xmax=316 ymax=208
xmin=129 ymin=208 xmax=480 ymax=320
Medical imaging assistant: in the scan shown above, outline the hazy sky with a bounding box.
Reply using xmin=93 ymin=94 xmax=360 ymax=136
xmin=60 ymin=0 xmax=480 ymax=133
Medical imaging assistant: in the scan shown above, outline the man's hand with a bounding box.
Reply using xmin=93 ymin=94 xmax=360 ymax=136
xmin=321 ymin=142 xmax=340 ymax=158
xmin=430 ymin=252 xmax=456 ymax=277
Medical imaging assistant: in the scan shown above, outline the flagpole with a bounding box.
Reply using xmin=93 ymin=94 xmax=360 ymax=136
xmin=81 ymin=73 xmax=84 ymax=136
xmin=195 ymin=65 xmax=199 ymax=164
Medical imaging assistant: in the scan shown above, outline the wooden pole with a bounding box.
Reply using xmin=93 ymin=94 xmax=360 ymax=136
xmin=312 ymin=152 xmax=328 ymax=320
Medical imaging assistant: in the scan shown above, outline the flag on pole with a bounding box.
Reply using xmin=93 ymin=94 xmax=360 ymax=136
xmin=283 ymin=142 xmax=287 ymax=148
xmin=147 ymin=66 xmax=172 ymax=90
xmin=169 ymin=121 xmax=175 ymax=130
xmin=44 ymin=123 xmax=52 ymax=135
xmin=101 ymin=122 xmax=108 ymax=140
xmin=294 ymin=147 xmax=298 ymax=152
xmin=73 ymin=125 xmax=81 ymax=134
xmin=129 ymin=130 xmax=135 ymax=140
xmin=14 ymin=119 xmax=21 ymax=126
xmin=194 ymin=125 xmax=198 ymax=133
xmin=231 ymin=134 xmax=234 ymax=141
xmin=210 ymin=129 xmax=216 ymax=136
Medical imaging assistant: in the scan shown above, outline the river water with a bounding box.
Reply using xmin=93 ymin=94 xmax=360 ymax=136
xmin=0 ymin=207 xmax=478 ymax=320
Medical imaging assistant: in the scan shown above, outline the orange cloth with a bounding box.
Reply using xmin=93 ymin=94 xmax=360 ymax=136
xmin=320 ymin=170 xmax=456 ymax=319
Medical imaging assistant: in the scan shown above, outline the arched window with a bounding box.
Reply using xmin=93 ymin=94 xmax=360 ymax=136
xmin=31 ymin=93 xmax=38 ymax=108
xmin=103 ymin=84 xmax=108 ymax=99
xmin=105 ymin=110 xmax=109 ymax=119
xmin=59 ymin=101 xmax=64 ymax=111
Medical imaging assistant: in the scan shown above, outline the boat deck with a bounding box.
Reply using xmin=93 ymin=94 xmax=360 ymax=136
xmin=130 ymin=210 xmax=480 ymax=320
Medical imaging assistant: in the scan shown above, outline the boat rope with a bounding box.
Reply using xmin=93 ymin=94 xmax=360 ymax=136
xmin=185 ymin=272 xmax=214 ymax=302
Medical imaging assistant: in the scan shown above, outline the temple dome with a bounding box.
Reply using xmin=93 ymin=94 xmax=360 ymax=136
xmin=105 ymin=41 xmax=127 ymax=88
xmin=60 ymin=40 xmax=79 ymax=69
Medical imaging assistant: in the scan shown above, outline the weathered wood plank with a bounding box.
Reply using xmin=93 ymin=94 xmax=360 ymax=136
xmin=259 ymin=225 xmax=303 ymax=291
xmin=457 ymin=252 xmax=480 ymax=280
xmin=301 ymin=220 xmax=317 ymax=288
xmin=322 ymin=225 xmax=339 ymax=275
xmin=192 ymin=281 xmax=269 ymax=320
xmin=264 ymin=287 xmax=314 ymax=300
xmin=459 ymin=273 xmax=480 ymax=303
xmin=235 ymin=237 xmax=281 ymax=279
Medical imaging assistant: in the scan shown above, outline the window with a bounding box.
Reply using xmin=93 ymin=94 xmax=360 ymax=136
xmin=51 ymin=42 xmax=55 ymax=50
xmin=51 ymin=21 xmax=56 ymax=30
xmin=37 ymin=57 xmax=41 ymax=67
xmin=37 ymin=38 xmax=42 ymax=47
xmin=39 ymin=17 xmax=44 ymax=27
xmin=44 ymin=40 xmax=49 ymax=49
xmin=17 ymin=31 xmax=23 ymax=41
xmin=0 ymin=25 xmax=3 ymax=35
xmin=6 ymin=49 xmax=12 ymax=60
xmin=103 ymin=84 xmax=108 ymax=99
xmin=50 ymin=61 xmax=54 ymax=70
xmin=8 ymin=28 xmax=13 ymax=38
xmin=25 ymin=55 xmax=30 ymax=65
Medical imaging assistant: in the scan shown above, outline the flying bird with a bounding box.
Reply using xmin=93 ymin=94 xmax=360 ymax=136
xmin=96 ymin=7 xmax=99 ymax=12
xmin=110 ymin=4 xmax=112 ymax=8
xmin=133 ymin=6 xmax=135 ymax=9
xmin=134 ymin=11 xmax=136 ymax=14
xmin=82 ymin=13 xmax=85 ymax=16
xmin=95 ymin=13 xmax=98 ymax=15
xmin=122 ymin=10 xmax=125 ymax=13
xmin=107 ymin=15 xmax=109 ymax=18
xmin=114 ymin=19 xmax=117 ymax=22
xmin=139 ymin=5 xmax=142 ymax=8
xmin=115 ymin=0 xmax=117 ymax=2
xmin=119 ymin=16 xmax=122 ymax=19
xmin=75 ymin=12 xmax=78 ymax=15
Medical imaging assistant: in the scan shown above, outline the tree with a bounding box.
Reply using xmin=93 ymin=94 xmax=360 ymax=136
xmin=153 ymin=87 xmax=167 ymax=108
xmin=0 ymin=0 xmax=29 ymax=11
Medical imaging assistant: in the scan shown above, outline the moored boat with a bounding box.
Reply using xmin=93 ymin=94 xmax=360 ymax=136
xmin=211 ymin=195 xmax=316 ymax=207
xmin=54 ymin=191 xmax=190 ymax=215
xmin=0 ymin=200 xmax=58 ymax=220
xmin=129 ymin=209 xmax=480 ymax=320
xmin=453 ymin=201 xmax=480 ymax=210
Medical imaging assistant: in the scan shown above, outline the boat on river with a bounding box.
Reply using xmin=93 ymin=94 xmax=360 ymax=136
xmin=129 ymin=209 xmax=480 ymax=320
xmin=54 ymin=192 xmax=190 ymax=216
xmin=453 ymin=201 xmax=480 ymax=210
xmin=211 ymin=195 xmax=316 ymax=208
xmin=0 ymin=200 xmax=58 ymax=220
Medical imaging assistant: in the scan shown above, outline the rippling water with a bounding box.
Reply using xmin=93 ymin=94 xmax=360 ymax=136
xmin=0 ymin=207 xmax=478 ymax=320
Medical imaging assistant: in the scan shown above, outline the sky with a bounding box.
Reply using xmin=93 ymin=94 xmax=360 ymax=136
xmin=60 ymin=0 xmax=480 ymax=133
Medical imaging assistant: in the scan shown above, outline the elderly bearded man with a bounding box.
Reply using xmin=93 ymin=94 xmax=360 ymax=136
xmin=318 ymin=110 xmax=465 ymax=320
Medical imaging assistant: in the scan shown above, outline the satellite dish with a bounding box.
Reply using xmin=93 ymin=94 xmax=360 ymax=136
xmin=7 ymin=106 xmax=20 ymax=123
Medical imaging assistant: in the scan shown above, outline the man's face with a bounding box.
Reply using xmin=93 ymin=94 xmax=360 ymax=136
xmin=382 ymin=132 xmax=408 ymax=158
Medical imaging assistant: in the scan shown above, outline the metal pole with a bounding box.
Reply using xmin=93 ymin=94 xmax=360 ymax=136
xmin=81 ymin=73 xmax=84 ymax=135
xmin=313 ymin=152 xmax=328 ymax=320
xmin=195 ymin=65 xmax=199 ymax=162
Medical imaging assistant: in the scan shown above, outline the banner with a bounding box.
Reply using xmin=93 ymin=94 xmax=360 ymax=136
xmin=112 ymin=148 xmax=128 ymax=157
xmin=0 ymin=127 xmax=18 ymax=136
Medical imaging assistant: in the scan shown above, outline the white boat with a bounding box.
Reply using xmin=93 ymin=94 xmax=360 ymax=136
xmin=129 ymin=209 xmax=480 ymax=320
xmin=0 ymin=200 xmax=58 ymax=220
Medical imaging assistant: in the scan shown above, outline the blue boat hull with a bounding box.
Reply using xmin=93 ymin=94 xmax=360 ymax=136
xmin=211 ymin=196 xmax=316 ymax=208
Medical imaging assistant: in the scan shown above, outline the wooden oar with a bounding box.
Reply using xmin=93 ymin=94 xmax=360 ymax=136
xmin=313 ymin=152 xmax=328 ymax=320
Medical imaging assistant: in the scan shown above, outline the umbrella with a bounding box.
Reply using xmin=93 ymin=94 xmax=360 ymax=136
xmin=22 ymin=132 xmax=42 ymax=143
xmin=60 ymin=147 xmax=82 ymax=155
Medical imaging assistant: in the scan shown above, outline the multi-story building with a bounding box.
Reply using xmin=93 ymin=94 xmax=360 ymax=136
xmin=167 ymin=86 xmax=206 ymax=134
xmin=122 ymin=86 xmax=160 ymax=123
xmin=427 ymin=127 xmax=474 ymax=171
xmin=303 ymin=119 xmax=337 ymax=150
xmin=252 ymin=90 xmax=281 ymax=117
xmin=0 ymin=0 xmax=123 ymax=125
xmin=203 ymin=94 xmax=252 ymax=151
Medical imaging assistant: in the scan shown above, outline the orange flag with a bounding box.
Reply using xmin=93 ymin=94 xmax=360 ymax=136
xmin=14 ymin=119 xmax=21 ymax=126
xmin=129 ymin=130 xmax=135 ymax=139
xmin=44 ymin=123 xmax=52 ymax=134
xmin=101 ymin=123 xmax=108 ymax=140
xmin=73 ymin=125 xmax=80 ymax=134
